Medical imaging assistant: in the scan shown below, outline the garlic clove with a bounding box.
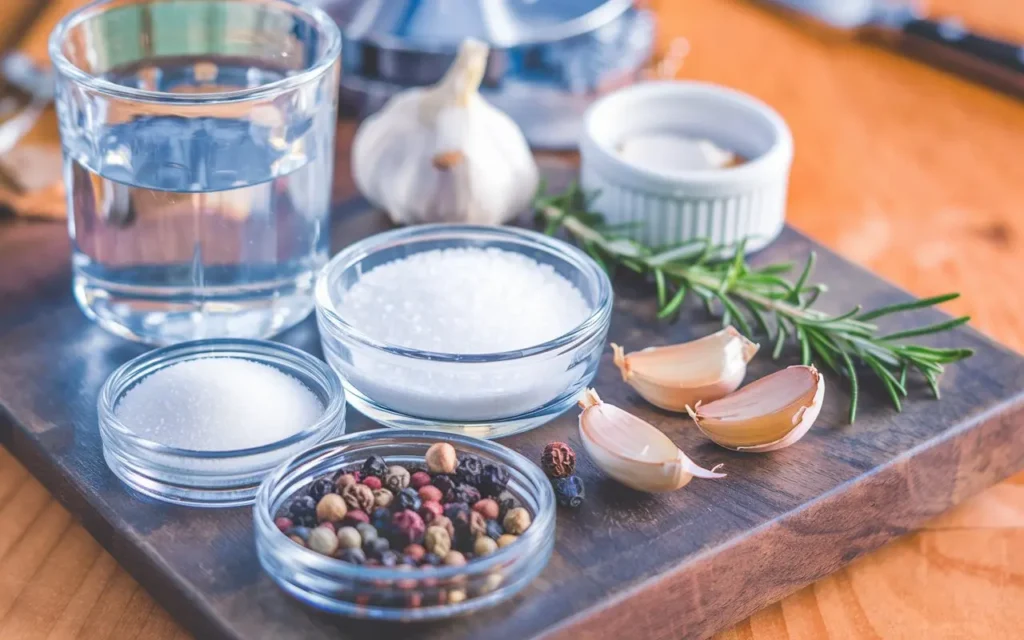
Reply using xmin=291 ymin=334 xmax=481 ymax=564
xmin=686 ymin=365 xmax=825 ymax=452
xmin=611 ymin=327 xmax=759 ymax=413
xmin=578 ymin=389 xmax=724 ymax=493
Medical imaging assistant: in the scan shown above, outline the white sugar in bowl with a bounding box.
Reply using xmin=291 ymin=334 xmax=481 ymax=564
xmin=580 ymin=81 xmax=794 ymax=252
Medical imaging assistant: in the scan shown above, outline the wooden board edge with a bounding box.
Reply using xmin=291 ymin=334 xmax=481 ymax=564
xmin=0 ymin=408 xmax=242 ymax=640
xmin=539 ymin=395 xmax=1024 ymax=640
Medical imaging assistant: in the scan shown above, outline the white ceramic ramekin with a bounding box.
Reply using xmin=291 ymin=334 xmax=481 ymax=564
xmin=579 ymin=81 xmax=793 ymax=251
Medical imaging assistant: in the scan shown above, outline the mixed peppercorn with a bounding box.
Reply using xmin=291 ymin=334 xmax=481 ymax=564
xmin=541 ymin=441 xmax=585 ymax=507
xmin=274 ymin=443 xmax=531 ymax=574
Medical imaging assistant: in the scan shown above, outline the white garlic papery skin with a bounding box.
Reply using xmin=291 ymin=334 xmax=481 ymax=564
xmin=352 ymin=38 xmax=539 ymax=226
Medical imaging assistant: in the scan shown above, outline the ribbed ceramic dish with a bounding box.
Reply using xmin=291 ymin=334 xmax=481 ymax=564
xmin=579 ymin=81 xmax=793 ymax=252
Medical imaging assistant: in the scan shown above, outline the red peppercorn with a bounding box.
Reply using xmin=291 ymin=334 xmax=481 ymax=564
xmin=352 ymin=471 xmax=362 ymax=482
xmin=472 ymin=498 xmax=499 ymax=521
xmin=541 ymin=442 xmax=576 ymax=478
xmin=410 ymin=471 xmax=432 ymax=489
xmin=419 ymin=500 xmax=443 ymax=524
xmin=392 ymin=509 xmax=426 ymax=546
xmin=403 ymin=543 xmax=426 ymax=563
xmin=274 ymin=517 xmax=293 ymax=533
xmin=318 ymin=521 xmax=336 ymax=533
xmin=418 ymin=485 xmax=442 ymax=503
xmin=362 ymin=476 xmax=382 ymax=491
xmin=344 ymin=509 xmax=370 ymax=526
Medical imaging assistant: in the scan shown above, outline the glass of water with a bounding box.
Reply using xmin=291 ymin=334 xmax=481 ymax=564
xmin=50 ymin=0 xmax=341 ymax=345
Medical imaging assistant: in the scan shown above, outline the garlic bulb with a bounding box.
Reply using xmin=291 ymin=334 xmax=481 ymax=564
xmin=352 ymin=39 xmax=539 ymax=226
xmin=611 ymin=327 xmax=759 ymax=413
xmin=578 ymin=389 xmax=724 ymax=493
xmin=686 ymin=365 xmax=825 ymax=452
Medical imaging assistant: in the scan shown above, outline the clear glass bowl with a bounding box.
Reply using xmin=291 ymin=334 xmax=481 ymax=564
xmin=254 ymin=429 xmax=556 ymax=620
xmin=314 ymin=224 xmax=613 ymax=438
xmin=98 ymin=339 xmax=346 ymax=507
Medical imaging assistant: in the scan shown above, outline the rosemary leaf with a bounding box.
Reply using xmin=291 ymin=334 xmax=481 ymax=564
xmin=534 ymin=185 xmax=973 ymax=423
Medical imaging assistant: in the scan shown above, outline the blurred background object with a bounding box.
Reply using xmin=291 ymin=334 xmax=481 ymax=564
xmin=313 ymin=0 xmax=656 ymax=149
xmin=760 ymin=0 xmax=1024 ymax=97
xmin=0 ymin=0 xmax=87 ymax=220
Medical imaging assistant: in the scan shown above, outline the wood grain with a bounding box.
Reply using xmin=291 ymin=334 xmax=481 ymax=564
xmin=1 ymin=1 xmax=1023 ymax=639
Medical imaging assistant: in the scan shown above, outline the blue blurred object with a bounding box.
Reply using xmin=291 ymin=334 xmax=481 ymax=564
xmin=312 ymin=0 xmax=655 ymax=149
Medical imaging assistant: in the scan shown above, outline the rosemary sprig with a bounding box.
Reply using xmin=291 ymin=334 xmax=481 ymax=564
xmin=535 ymin=183 xmax=974 ymax=423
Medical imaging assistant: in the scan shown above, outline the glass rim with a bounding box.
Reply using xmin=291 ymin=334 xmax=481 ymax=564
xmin=48 ymin=0 xmax=342 ymax=104
xmin=313 ymin=224 xmax=615 ymax=363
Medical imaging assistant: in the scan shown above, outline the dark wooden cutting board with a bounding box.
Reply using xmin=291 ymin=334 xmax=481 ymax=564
xmin=1 ymin=167 xmax=1023 ymax=640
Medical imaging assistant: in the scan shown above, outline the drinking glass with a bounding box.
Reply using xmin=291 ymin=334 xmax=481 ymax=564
xmin=50 ymin=0 xmax=341 ymax=345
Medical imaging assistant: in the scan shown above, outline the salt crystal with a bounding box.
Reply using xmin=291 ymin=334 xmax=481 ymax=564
xmin=114 ymin=358 xmax=324 ymax=451
xmin=341 ymin=247 xmax=591 ymax=353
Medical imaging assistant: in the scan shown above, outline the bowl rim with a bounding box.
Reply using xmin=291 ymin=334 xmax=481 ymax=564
xmin=97 ymin=338 xmax=346 ymax=459
xmin=254 ymin=428 xmax=556 ymax=583
xmin=581 ymin=80 xmax=794 ymax=190
xmin=314 ymin=224 xmax=614 ymax=363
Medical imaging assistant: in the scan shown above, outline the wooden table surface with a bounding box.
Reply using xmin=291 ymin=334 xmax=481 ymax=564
xmin=1 ymin=0 xmax=1022 ymax=638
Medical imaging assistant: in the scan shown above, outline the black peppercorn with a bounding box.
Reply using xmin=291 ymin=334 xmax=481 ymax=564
xmin=485 ymin=519 xmax=504 ymax=540
xmin=361 ymin=455 xmax=389 ymax=479
xmin=455 ymin=455 xmax=484 ymax=486
xmin=370 ymin=507 xmax=391 ymax=535
xmin=552 ymin=475 xmax=585 ymax=508
xmin=364 ymin=536 xmax=390 ymax=559
xmin=355 ymin=522 xmax=378 ymax=546
xmin=452 ymin=483 xmax=481 ymax=505
xmin=287 ymin=495 xmax=317 ymax=527
xmin=443 ymin=502 xmax=470 ymax=523
xmin=478 ymin=463 xmax=510 ymax=497
xmin=337 ymin=548 xmax=366 ymax=564
xmin=396 ymin=487 xmax=422 ymax=512
xmin=495 ymin=490 xmax=519 ymax=520
xmin=421 ymin=553 xmax=441 ymax=566
xmin=307 ymin=477 xmax=336 ymax=502
xmin=431 ymin=474 xmax=456 ymax=502
xmin=379 ymin=550 xmax=400 ymax=567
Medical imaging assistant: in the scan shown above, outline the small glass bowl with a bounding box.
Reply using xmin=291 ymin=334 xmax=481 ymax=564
xmin=254 ymin=429 xmax=555 ymax=621
xmin=98 ymin=339 xmax=346 ymax=508
xmin=314 ymin=224 xmax=613 ymax=438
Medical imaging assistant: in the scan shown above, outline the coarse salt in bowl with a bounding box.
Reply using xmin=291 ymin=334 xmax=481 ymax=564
xmin=315 ymin=225 xmax=612 ymax=438
xmin=97 ymin=339 xmax=346 ymax=507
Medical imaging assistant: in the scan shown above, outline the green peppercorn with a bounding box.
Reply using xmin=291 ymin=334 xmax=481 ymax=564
xmin=473 ymin=535 xmax=498 ymax=556
xmin=308 ymin=526 xmax=338 ymax=556
xmin=503 ymin=507 xmax=531 ymax=535
xmin=373 ymin=487 xmax=393 ymax=508
xmin=424 ymin=526 xmax=452 ymax=557
xmin=443 ymin=550 xmax=466 ymax=567
xmin=336 ymin=526 xmax=361 ymax=550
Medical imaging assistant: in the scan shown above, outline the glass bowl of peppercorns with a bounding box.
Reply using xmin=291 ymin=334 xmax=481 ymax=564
xmin=254 ymin=429 xmax=555 ymax=620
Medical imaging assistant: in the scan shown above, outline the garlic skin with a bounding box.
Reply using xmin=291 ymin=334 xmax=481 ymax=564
xmin=352 ymin=39 xmax=539 ymax=226
xmin=578 ymin=389 xmax=724 ymax=493
xmin=611 ymin=327 xmax=759 ymax=413
xmin=687 ymin=365 xmax=825 ymax=452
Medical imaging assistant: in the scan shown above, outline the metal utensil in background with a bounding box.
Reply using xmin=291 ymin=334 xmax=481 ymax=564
xmin=0 ymin=0 xmax=92 ymax=159
xmin=313 ymin=0 xmax=656 ymax=149
xmin=759 ymin=0 xmax=1024 ymax=99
